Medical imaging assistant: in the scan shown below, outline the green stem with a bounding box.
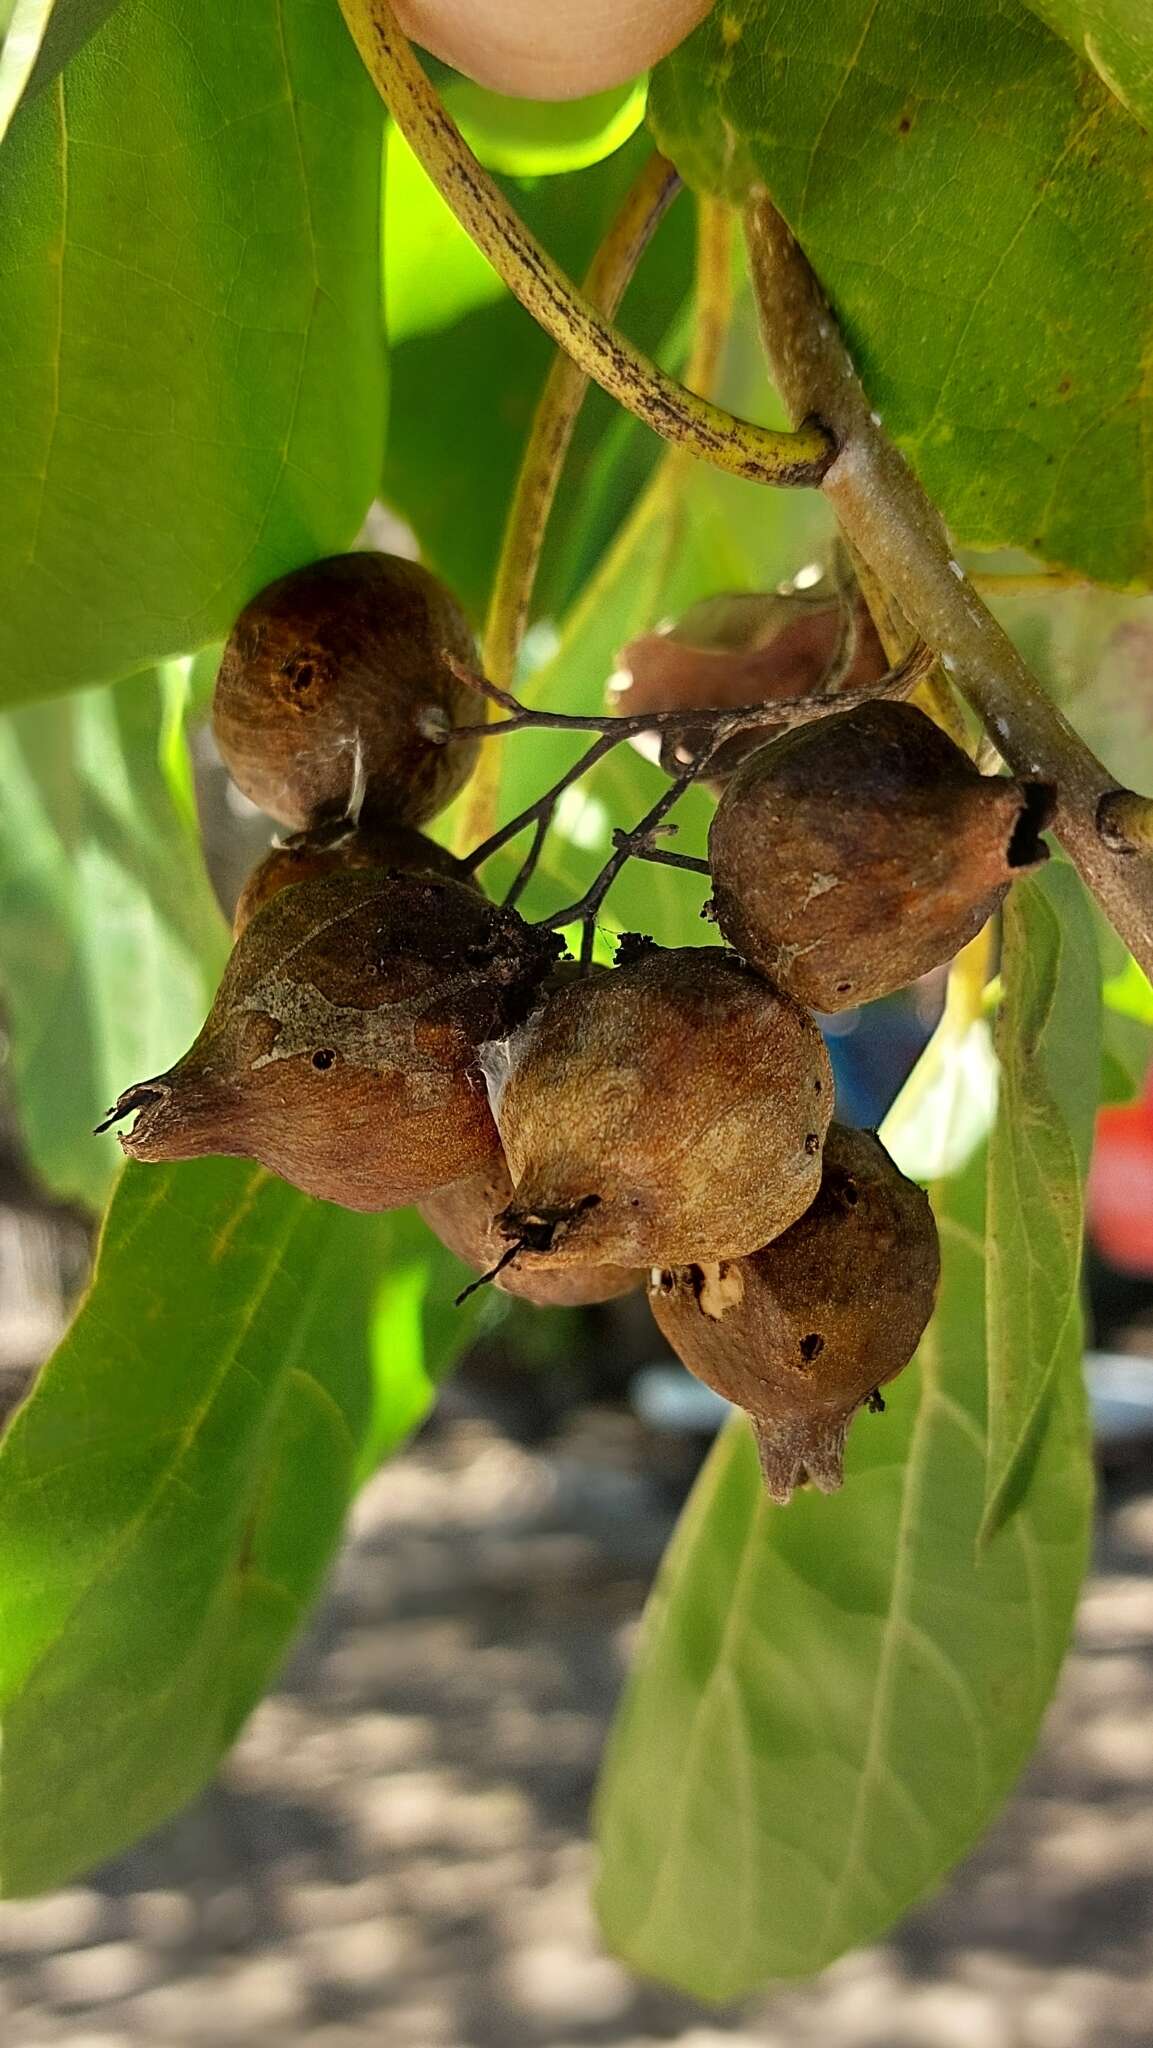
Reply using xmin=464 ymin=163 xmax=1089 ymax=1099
xmin=744 ymin=191 xmax=1153 ymax=979
xmin=458 ymin=151 xmax=681 ymax=848
xmin=338 ymin=0 xmax=833 ymax=487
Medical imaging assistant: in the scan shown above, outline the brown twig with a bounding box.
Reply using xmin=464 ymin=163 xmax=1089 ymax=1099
xmin=449 ymin=642 xmax=933 ymax=751
xmin=743 ymin=191 xmax=1153 ymax=976
xmin=339 ymin=0 xmax=833 ymax=488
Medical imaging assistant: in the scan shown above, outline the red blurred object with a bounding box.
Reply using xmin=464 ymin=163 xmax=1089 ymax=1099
xmin=1090 ymin=1066 xmax=1153 ymax=1276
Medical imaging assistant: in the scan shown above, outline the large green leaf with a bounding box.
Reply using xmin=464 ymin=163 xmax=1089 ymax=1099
xmin=0 ymin=0 xmax=386 ymax=703
xmin=0 ymin=0 xmax=119 ymax=139
xmin=1023 ymin=0 xmax=1153 ymax=127
xmin=594 ymin=1139 xmax=1092 ymax=1996
xmin=982 ymin=863 xmax=1100 ymax=1541
xmin=0 ymin=1157 xmax=473 ymax=1896
xmin=382 ymin=129 xmax=695 ymax=625
xmin=649 ymin=0 xmax=1153 ymax=588
xmin=0 ymin=669 xmax=228 ymax=1211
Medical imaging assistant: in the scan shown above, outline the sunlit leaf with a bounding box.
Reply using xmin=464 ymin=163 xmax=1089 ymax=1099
xmin=0 ymin=0 xmax=119 ymax=139
xmin=982 ymin=863 xmax=1101 ymax=1541
xmin=446 ymin=74 xmax=647 ymax=176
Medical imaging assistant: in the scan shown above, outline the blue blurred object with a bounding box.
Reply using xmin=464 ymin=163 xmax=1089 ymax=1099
xmin=821 ymin=991 xmax=934 ymax=1129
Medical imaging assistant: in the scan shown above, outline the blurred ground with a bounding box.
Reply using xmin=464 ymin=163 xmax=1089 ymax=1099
xmin=0 ymin=1391 xmax=1151 ymax=2048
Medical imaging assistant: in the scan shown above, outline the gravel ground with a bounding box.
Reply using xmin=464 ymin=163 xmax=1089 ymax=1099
xmin=0 ymin=1405 xmax=1151 ymax=2048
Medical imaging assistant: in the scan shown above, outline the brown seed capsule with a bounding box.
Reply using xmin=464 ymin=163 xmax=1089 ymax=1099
xmin=488 ymin=947 xmax=833 ymax=1272
xmin=212 ymin=551 xmax=480 ymax=831
xmin=233 ymin=820 xmax=473 ymax=937
xmin=101 ymin=871 xmax=561 ymax=1211
xmin=649 ymin=1124 xmax=940 ymax=1504
xmin=420 ymin=1160 xmax=641 ymax=1307
xmin=709 ymin=700 xmax=1053 ymax=1011
xmin=611 ymin=587 xmax=887 ymax=784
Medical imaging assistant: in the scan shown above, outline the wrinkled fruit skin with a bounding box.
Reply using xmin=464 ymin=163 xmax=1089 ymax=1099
xmin=649 ymin=1124 xmax=940 ymax=1504
xmin=213 ymin=552 xmax=480 ymax=831
xmin=488 ymin=947 xmax=833 ymax=1271
xmin=611 ymin=587 xmax=887 ymax=785
xmin=709 ymin=700 xmax=1053 ymax=1011
xmin=107 ymin=871 xmax=561 ymax=1211
xmin=420 ymin=1162 xmax=641 ymax=1308
xmin=233 ymin=821 xmax=473 ymax=937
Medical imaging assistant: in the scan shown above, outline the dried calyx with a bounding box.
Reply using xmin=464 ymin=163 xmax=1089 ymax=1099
xmin=212 ymin=551 xmax=480 ymax=832
xmin=486 ymin=945 xmax=833 ymax=1272
xmin=100 ymin=870 xmax=560 ymax=1210
xmin=233 ymin=819 xmax=473 ymax=936
xmin=708 ymin=699 xmax=1053 ymax=1011
xmin=420 ymin=1160 xmax=641 ymax=1308
xmin=649 ymin=1124 xmax=940 ymax=1503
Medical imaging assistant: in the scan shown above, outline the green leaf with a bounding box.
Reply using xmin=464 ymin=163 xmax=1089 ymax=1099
xmin=445 ymin=74 xmax=647 ymax=176
xmin=0 ymin=0 xmax=119 ymax=139
xmin=0 ymin=1158 xmax=474 ymax=1896
xmin=1023 ymin=0 xmax=1153 ymax=127
xmin=982 ymin=863 xmax=1101 ymax=1541
xmin=356 ymin=1208 xmax=484 ymax=1481
xmin=0 ymin=0 xmax=386 ymax=703
xmin=1098 ymin=950 xmax=1153 ymax=1101
xmin=382 ymin=130 xmax=695 ymax=624
xmin=650 ymin=0 xmax=1153 ymax=588
xmin=0 ymin=671 xmax=228 ymax=1211
xmin=384 ymin=122 xmax=506 ymax=345
xmin=594 ymin=1142 xmax=1092 ymax=1997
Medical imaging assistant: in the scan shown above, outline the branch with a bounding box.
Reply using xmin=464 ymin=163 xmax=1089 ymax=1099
xmin=450 ymin=641 xmax=933 ymax=752
xmin=338 ymin=0 xmax=833 ymax=488
xmin=487 ymin=642 xmax=935 ymax=948
xmin=458 ymin=149 xmax=682 ymax=849
xmin=744 ymin=192 xmax=1153 ymax=978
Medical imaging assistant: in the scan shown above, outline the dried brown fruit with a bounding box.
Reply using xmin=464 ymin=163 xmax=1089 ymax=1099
xmin=213 ymin=551 xmax=480 ymax=831
xmin=709 ymin=700 xmax=1053 ymax=1011
xmin=420 ymin=1161 xmax=641 ymax=1307
xmin=609 ymin=586 xmax=887 ymax=783
xmin=649 ymin=1124 xmax=939 ymax=1504
xmin=233 ymin=820 xmax=473 ymax=937
xmin=487 ymin=946 xmax=833 ymax=1271
xmin=101 ymin=871 xmax=560 ymax=1210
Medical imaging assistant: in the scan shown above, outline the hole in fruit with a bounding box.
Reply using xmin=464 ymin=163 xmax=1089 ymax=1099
xmin=312 ymin=1049 xmax=336 ymax=1071
xmin=1008 ymin=781 xmax=1056 ymax=868
xmin=804 ymin=1132 xmax=820 ymax=1155
xmin=836 ymin=980 xmax=852 ymax=995
xmin=799 ymin=1333 xmax=824 ymax=1364
xmin=842 ymin=1177 xmax=859 ymax=1206
xmin=287 ymin=658 xmax=315 ymax=694
xmin=814 ymin=1078 xmax=822 ymax=1093
xmin=866 ymin=1386 xmax=886 ymax=1413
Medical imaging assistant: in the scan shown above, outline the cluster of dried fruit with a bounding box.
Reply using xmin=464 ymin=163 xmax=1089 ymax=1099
xmin=102 ymin=551 xmax=1054 ymax=1502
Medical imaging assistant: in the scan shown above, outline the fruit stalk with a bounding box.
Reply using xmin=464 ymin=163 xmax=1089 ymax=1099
xmin=743 ymin=189 xmax=1153 ymax=979
xmin=455 ymin=642 xmax=933 ymax=933
xmin=337 ymin=0 xmax=834 ymax=487
xmin=460 ymin=149 xmax=682 ymax=850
